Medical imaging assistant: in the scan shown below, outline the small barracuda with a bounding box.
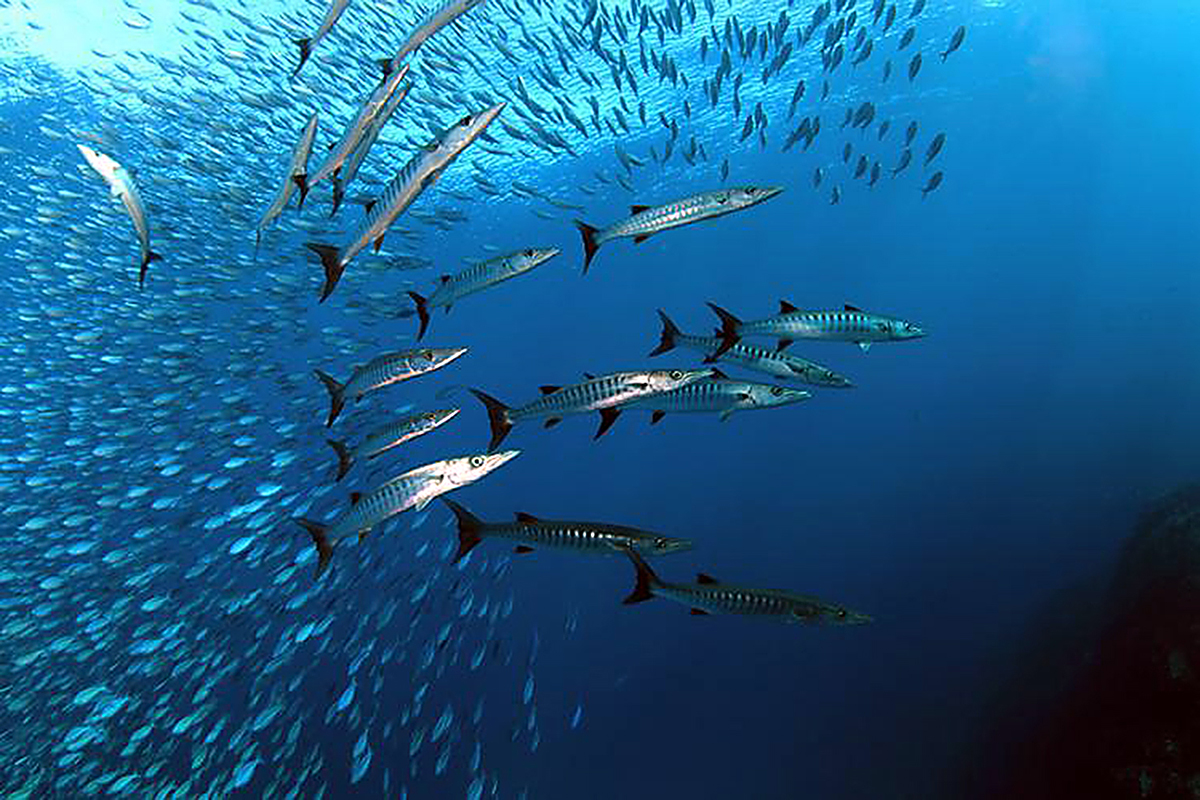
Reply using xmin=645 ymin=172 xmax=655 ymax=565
xmin=292 ymin=0 xmax=352 ymax=78
xmin=618 ymin=376 xmax=811 ymax=423
xmin=302 ymin=62 xmax=411 ymax=205
xmin=442 ymin=498 xmax=693 ymax=562
xmin=708 ymin=300 xmax=925 ymax=358
xmin=255 ymin=112 xmax=319 ymax=256
xmin=385 ymin=0 xmax=489 ymax=72
xmin=407 ymin=247 xmax=561 ymax=339
xmin=325 ymin=408 xmax=460 ymax=481
xmin=571 ymin=185 xmax=782 ymax=273
xmin=76 ymin=144 xmax=161 ymax=288
xmin=469 ymin=368 xmax=716 ymax=451
xmin=649 ymin=309 xmax=854 ymax=388
xmin=620 ymin=546 xmax=873 ymax=624
xmin=314 ymin=347 xmax=467 ymax=427
xmin=295 ymin=450 xmax=520 ymax=577
xmin=306 ymin=102 xmax=504 ymax=302
xmin=330 ymin=83 xmax=411 ymax=216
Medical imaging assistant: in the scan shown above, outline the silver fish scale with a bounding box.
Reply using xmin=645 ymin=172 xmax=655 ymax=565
xmin=743 ymin=310 xmax=879 ymax=340
xmin=605 ymin=193 xmax=719 ymax=240
xmin=493 ymin=521 xmax=647 ymax=553
xmin=358 ymin=415 xmax=436 ymax=458
xmin=430 ymin=254 xmax=518 ymax=307
xmin=670 ymin=584 xmax=789 ymax=616
xmin=624 ymin=380 xmax=750 ymax=413
xmin=675 ymin=332 xmax=844 ymax=385
xmin=511 ymin=375 xmax=635 ymax=421
xmin=333 ymin=473 xmax=431 ymax=539
xmin=353 ymin=352 xmax=423 ymax=394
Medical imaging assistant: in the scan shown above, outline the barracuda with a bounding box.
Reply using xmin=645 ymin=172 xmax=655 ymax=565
xmin=255 ymin=112 xmax=318 ymax=256
xmin=649 ymin=309 xmax=854 ymax=388
xmin=407 ymin=247 xmax=561 ymax=339
xmin=295 ymin=451 xmax=520 ymax=577
xmin=571 ymin=185 xmax=783 ymax=273
xmin=325 ymin=408 xmax=460 ymax=481
xmin=620 ymin=547 xmax=873 ymax=624
xmin=76 ymin=144 xmax=161 ymax=288
xmin=292 ymin=0 xmax=352 ymax=78
xmin=302 ymin=62 xmax=411 ymax=206
xmin=618 ymin=376 xmax=810 ymax=423
xmin=306 ymin=102 xmax=504 ymax=301
xmin=441 ymin=499 xmax=692 ymax=562
xmin=313 ymin=348 xmax=467 ymax=427
xmin=385 ymin=0 xmax=489 ymax=73
xmin=469 ymin=368 xmax=716 ymax=451
xmin=330 ymin=83 xmax=411 ymax=216
xmin=708 ymin=299 xmax=926 ymax=358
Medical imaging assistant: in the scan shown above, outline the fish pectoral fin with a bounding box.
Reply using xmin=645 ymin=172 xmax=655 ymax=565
xmin=357 ymin=529 xmax=371 ymax=543
xmin=414 ymin=496 xmax=433 ymax=512
xmin=543 ymin=417 xmax=562 ymax=429
xmin=696 ymin=573 xmax=719 ymax=584
xmin=632 ymin=234 xmax=650 ymax=244
xmin=594 ymin=408 xmax=621 ymax=439
xmin=514 ymin=545 xmax=535 ymax=554
xmin=514 ymin=512 xmax=540 ymax=523
xmin=857 ymin=342 xmax=872 ymax=353
xmin=650 ymin=410 xmax=665 ymax=425
xmin=775 ymin=339 xmax=794 ymax=352
xmin=719 ymin=410 xmax=735 ymax=422
xmin=373 ymin=235 xmax=385 ymax=252
xmin=689 ymin=608 xmax=710 ymax=616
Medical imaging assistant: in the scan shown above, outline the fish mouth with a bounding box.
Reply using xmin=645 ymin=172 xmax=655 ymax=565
xmin=757 ymin=185 xmax=785 ymax=201
xmin=483 ymin=449 xmax=520 ymax=471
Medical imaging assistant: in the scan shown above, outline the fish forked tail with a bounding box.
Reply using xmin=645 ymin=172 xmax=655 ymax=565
xmin=295 ymin=518 xmax=333 ymax=578
xmin=139 ymin=251 xmax=162 ymax=289
xmin=326 ymin=439 xmax=353 ymax=482
xmin=619 ymin=545 xmax=660 ymax=605
xmin=293 ymin=174 xmax=310 ymax=209
xmin=705 ymin=302 xmax=742 ymax=360
xmin=292 ymin=38 xmax=312 ymax=79
xmin=313 ymin=369 xmax=346 ymax=427
xmin=306 ymin=243 xmax=345 ymax=303
xmin=572 ymin=220 xmax=600 ymax=275
xmin=648 ymin=308 xmax=680 ymax=357
xmin=407 ymin=291 xmax=431 ymax=340
xmin=442 ymin=498 xmax=484 ymax=563
xmin=468 ymin=388 xmax=513 ymax=453
xmin=329 ymin=177 xmax=345 ymax=218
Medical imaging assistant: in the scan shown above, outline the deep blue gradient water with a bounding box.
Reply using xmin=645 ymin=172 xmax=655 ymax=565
xmin=1 ymin=0 xmax=1198 ymax=798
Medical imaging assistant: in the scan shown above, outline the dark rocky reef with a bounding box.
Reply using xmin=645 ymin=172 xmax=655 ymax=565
xmin=965 ymin=484 xmax=1200 ymax=799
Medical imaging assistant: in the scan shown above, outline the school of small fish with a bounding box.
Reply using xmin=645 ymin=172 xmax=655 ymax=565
xmin=0 ymin=0 xmax=965 ymax=795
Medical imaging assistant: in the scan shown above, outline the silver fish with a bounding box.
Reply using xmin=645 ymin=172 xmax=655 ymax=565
xmin=708 ymin=300 xmax=925 ymax=357
xmin=77 ymin=144 xmax=161 ymax=288
xmin=618 ymin=376 xmax=811 ymax=423
xmin=255 ymin=112 xmax=319 ymax=255
xmin=314 ymin=347 xmax=467 ymax=426
xmin=325 ymin=408 xmax=460 ymax=481
xmin=385 ymin=0 xmax=489 ymax=73
xmin=293 ymin=0 xmax=352 ymax=78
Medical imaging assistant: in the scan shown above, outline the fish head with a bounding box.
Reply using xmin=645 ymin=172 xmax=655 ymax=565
xmin=411 ymin=347 xmax=469 ymax=372
xmin=425 ymin=408 xmax=462 ymax=429
xmin=726 ymin=185 xmax=784 ymax=207
xmin=442 ymin=103 xmax=506 ymax=151
xmin=510 ymin=247 xmax=561 ymax=272
xmin=76 ymin=144 xmax=121 ymax=183
xmin=873 ymin=317 xmax=925 ymax=341
xmin=634 ymin=535 xmax=693 ymax=557
xmin=442 ymin=450 xmax=520 ymax=487
xmin=793 ymin=363 xmax=854 ymax=388
xmin=787 ymin=601 xmax=873 ymax=625
xmin=746 ymin=384 xmax=811 ymax=408
xmin=643 ymin=368 xmax=719 ymax=393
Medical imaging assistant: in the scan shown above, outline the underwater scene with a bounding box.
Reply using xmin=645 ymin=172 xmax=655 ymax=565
xmin=1 ymin=0 xmax=1198 ymax=797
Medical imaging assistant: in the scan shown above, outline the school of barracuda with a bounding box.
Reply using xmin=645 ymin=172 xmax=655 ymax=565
xmin=0 ymin=0 xmax=964 ymax=794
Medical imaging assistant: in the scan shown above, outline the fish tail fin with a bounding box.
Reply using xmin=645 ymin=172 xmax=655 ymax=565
xmin=329 ymin=178 xmax=344 ymax=217
xmin=326 ymin=439 xmax=352 ymax=481
xmin=139 ymin=251 xmax=162 ymax=289
xmin=620 ymin=545 xmax=659 ymax=605
xmin=442 ymin=498 xmax=484 ymax=563
xmin=407 ymin=291 xmax=430 ymax=340
xmin=305 ymin=243 xmax=344 ymax=303
xmin=572 ymin=219 xmax=600 ymax=274
xmin=293 ymin=38 xmax=312 ymax=78
xmin=705 ymin=302 xmax=741 ymax=359
xmin=293 ymin=174 xmax=310 ymax=208
xmin=468 ymin=389 xmax=512 ymax=453
xmin=295 ymin=518 xmax=333 ymax=578
xmin=648 ymin=308 xmax=679 ymax=357
xmin=313 ymin=369 xmax=346 ymax=427
xmin=253 ymin=230 xmax=261 ymax=262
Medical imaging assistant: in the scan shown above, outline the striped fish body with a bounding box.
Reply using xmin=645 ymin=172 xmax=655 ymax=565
xmin=424 ymin=248 xmax=559 ymax=313
xmin=709 ymin=301 xmax=925 ymax=355
xmin=509 ymin=370 xmax=712 ymax=423
xmin=620 ymin=378 xmax=810 ymax=420
xmin=357 ymin=408 xmax=460 ymax=460
xmin=657 ymin=579 xmax=870 ymax=624
xmin=345 ymin=348 xmax=467 ymax=400
xmin=257 ymin=112 xmax=319 ymax=235
xmin=596 ymin=186 xmax=782 ymax=246
xmin=332 ymin=84 xmax=411 ymax=213
xmin=388 ymin=0 xmax=488 ymax=69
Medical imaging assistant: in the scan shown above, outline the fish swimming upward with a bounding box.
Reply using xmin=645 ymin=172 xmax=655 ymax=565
xmin=76 ymin=144 xmax=161 ymax=288
xmin=255 ymin=112 xmax=319 ymax=256
xmin=571 ymin=185 xmax=783 ymax=273
xmin=441 ymin=498 xmax=692 ymax=562
xmin=295 ymin=450 xmax=519 ymax=577
xmin=314 ymin=347 xmax=467 ymax=426
xmin=619 ymin=546 xmax=873 ymax=624
xmin=292 ymin=0 xmax=352 ymax=78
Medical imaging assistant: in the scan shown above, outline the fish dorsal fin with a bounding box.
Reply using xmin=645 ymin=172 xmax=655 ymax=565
xmin=582 ymin=372 xmax=596 ymax=380
xmin=650 ymin=410 xmax=665 ymax=424
xmin=350 ymin=492 xmax=363 ymax=506
xmin=439 ymin=274 xmax=451 ymax=284
xmin=630 ymin=204 xmax=651 ymax=215
xmin=696 ymin=573 xmax=719 ymax=584
xmin=632 ymin=235 xmax=650 ymax=244
xmin=709 ymin=368 xmax=729 ymax=380
xmin=779 ymin=299 xmax=798 ymax=314
xmin=514 ymin=512 xmax=539 ymax=523
xmin=514 ymin=545 xmax=535 ymax=554
xmin=844 ymin=304 xmax=862 ymax=312
xmin=690 ymin=608 xmax=710 ymax=615
xmin=539 ymin=385 xmax=560 ymax=395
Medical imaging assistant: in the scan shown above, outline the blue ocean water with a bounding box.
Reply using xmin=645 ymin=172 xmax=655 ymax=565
xmin=1 ymin=0 xmax=1198 ymax=797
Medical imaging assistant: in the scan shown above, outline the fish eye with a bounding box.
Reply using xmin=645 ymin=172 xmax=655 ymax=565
xmin=746 ymin=187 xmax=757 ymax=195
xmin=458 ymin=114 xmax=473 ymax=126
xmin=421 ymin=349 xmax=433 ymax=360
xmin=669 ymin=370 xmax=682 ymax=379
xmin=469 ymin=456 xmax=484 ymax=468
xmin=836 ymin=608 xmax=847 ymax=619
xmin=653 ymin=537 xmax=668 ymax=549
xmin=770 ymin=386 xmax=784 ymax=396
xmin=524 ymin=249 xmax=534 ymax=257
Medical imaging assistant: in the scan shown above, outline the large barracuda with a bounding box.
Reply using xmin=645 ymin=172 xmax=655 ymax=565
xmin=326 ymin=408 xmax=460 ymax=481
xmin=618 ymin=376 xmax=811 ymax=423
xmin=620 ymin=547 xmax=873 ymax=624
xmin=572 ymin=186 xmax=783 ymax=273
xmin=76 ymin=144 xmax=161 ymax=288
xmin=442 ymin=499 xmax=693 ymax=562
xmin=306 ymin=103 xmax=505 ymax=301
xmin=255 ymin=112 xmax=319 ymax=255
xmin=313 ymin=347 xmax=467 ymax=426
xmin=407 ymin=247 xmax=561 ymax=339
xmin=292 ymin=0 xmax=352 ymax=78
xmin=295 ymin=450 xmax=520 ymax=577
xmin=649 ymin=310 xmax=854 ymax=388
xmin=469 ymin=368 xmax=716 ymax=451
xmin=385 ymin=0 xmax=489 ymax=73
xmin=330 ymin=83 xmax=411 ymax=216
xmin=302 ymin=62 xmax=411 ymax=204
xmin=708 ymin=300 xmax=926 ymax=357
